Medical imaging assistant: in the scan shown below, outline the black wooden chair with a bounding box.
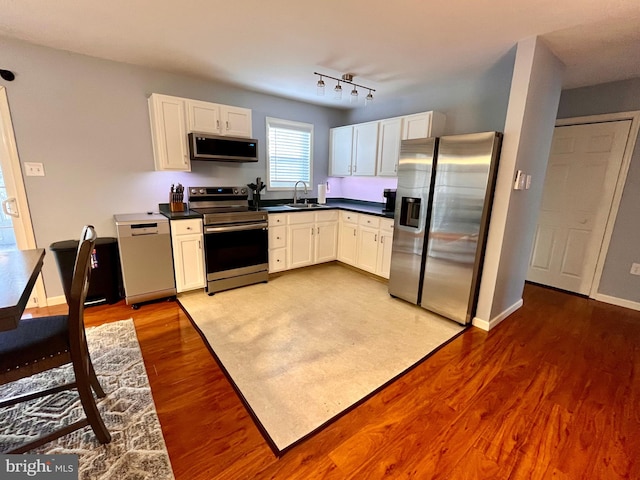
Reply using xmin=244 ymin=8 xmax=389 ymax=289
xmin=0 ymin=225 xmax=111 ymax=453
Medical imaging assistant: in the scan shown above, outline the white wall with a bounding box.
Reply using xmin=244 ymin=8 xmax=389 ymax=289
xmin=474 ymin=37 xmax=564 ymax=330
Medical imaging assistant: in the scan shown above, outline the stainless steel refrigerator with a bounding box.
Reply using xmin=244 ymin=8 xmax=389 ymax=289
xmin=388 ymin=132 xmax=502 ymax=325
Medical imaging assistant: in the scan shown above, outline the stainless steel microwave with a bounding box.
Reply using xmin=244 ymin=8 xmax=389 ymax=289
xmin=188 ymin=133 xmax=258 ymax=162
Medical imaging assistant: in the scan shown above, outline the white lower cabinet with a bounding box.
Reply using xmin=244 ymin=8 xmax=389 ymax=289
xmin=268 ymin=214 xmax=288 ymax=272
xmin=268 ymin=210 xmax=339 ymax=272
xmin=377 ymin=219 xmax=394 ymax=278
xmin=170 ymin=219 xmax=205 ymax=292
xmin=337 ymin=212 xmax=394 ymax=279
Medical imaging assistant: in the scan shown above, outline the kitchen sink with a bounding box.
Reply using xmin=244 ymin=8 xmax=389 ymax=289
xmin=285 ymin=203 xmax=328 ymax=209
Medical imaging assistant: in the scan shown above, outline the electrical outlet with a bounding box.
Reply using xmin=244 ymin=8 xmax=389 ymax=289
xmin=630 ymin=263 xmax=640 ymax=276
xmin=24 ymin=162 xmax=45 ymax=176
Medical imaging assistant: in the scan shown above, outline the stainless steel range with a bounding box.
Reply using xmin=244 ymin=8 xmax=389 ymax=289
xmin=189 ymin=186 xmax=268 ymax=294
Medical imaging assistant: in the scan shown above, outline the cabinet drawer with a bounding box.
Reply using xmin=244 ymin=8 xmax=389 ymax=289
xmin=269 ymin=248 xmax=287 ymax=272
xmin=341 ymin=211 xmax=359 ymax=224
xmin=172 ymin=218 xmax=202 ymax=235
xmin=288 ymin=211 xmax=315 ymax=225
xmin=268 ymin=213 xmax=288 ymax=226
xmin=359 ymin=215 xmax=380 ymax=229
xmin=316 ymin=210 xmax=339 ymax=223
xmin=269 ymin=225 xmax=287 ymax=249
xmin=380 ymin=218 xmax=394 ymax=233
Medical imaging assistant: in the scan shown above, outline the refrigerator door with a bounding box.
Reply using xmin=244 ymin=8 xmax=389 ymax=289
xmin=420 ymin=132 xmax=501 ymax=324
xmin=388 ymin=137 xmax=437 ymax=304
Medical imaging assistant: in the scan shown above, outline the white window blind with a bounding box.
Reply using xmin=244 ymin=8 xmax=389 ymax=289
xmin=266 ymin=117 xmax=313 ymax=190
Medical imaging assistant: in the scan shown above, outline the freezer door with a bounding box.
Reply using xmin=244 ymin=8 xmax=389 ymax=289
xmin=420 ymin=132 xmax=501 ymax=324
xmin=388 ymin=138 xmax=436 ymax=304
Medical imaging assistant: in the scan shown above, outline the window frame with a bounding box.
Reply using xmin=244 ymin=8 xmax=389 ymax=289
xmin=265 ymin=116 xmax=313 ymax=192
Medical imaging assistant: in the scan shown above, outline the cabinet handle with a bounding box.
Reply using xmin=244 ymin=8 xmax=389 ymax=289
xmin=353 ymin=163 xmax=357 ymax=173
xmin=216 ymin=120 xmax=220 ymax=129
xmin=353 ymin=230 xmax=356 ymax=237
xmin=311 ymin=227 xmax=314 ymax=235
xmin=375 ymin=234 xmax=377 ymax=242
xmin=198 ymin=240 xmax=201 ymax=249
xmin=317 ymin=227 xmax=320 ymax=234
xmin=226 ymin=121 xmax=229 ymax=130
xmin=276 ymin=236 xmax=280 ymax=240
xmin=381 ymin=236 xmax=384 ymax=244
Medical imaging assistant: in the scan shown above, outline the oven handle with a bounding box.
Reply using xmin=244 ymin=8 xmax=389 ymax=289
xmin=205 ymin=222 xmax=268 ymax=233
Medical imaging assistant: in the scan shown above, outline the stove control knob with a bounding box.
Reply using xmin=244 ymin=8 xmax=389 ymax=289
xmin=191 ymin=188 xmax=197 ymax=195
xmin=199 ymin=188 xmax=205 ymax=194
xmin=240 ymin=188 xmax=247 ymax=195
xmin=233 ymin=188 xmax=239 ymax=194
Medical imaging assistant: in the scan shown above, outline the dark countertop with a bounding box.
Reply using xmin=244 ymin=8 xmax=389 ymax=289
xmin=159 ymin=199 xmax=394 ymax=220
xmin=158 ymin=203 xmax=202 ymax=220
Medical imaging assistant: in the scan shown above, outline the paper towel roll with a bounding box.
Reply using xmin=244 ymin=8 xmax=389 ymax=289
xmin=317 ymin=183 xmax=327 ymax=204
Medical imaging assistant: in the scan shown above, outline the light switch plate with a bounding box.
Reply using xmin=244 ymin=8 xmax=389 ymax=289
xmin=24 ymin=162 xmax=45 ymax=176
xmin=630 ymin=263 xmax=640 ymax=275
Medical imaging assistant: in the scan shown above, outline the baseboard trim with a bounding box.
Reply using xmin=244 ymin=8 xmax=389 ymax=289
xmin=472 ymin=299 xmax=523 ymax=331
xmin=593 ymin=293 xmax=640 ymax=311
xmin=46 ymin=295 xmax=67 ymax=306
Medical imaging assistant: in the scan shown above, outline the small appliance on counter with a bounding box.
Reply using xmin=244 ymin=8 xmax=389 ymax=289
xmin=383 ymin=189 xmax=397 ymax=213
xmin=247 ymin=177 xmax=266 ymax=210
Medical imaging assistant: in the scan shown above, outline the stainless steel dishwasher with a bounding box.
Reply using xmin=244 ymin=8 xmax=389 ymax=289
xmin=114 ymin=213 xmax=176 ymax=308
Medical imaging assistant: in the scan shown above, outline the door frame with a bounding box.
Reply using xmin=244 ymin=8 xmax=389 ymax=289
xmin=555 ymin=111 xmax=640 ymax=301
xmin=0 ymin=85 xmax=46 ymax=306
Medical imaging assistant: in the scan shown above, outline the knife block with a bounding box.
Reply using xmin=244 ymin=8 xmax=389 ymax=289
xmin=170 ymin=199 xmax=185 ymax=212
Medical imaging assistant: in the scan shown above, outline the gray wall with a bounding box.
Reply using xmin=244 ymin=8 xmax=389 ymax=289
xmin=0 ymin=36 xmax=343 ymax=298
xmin=344 ymin=48 xmax=516 ymax=135
xmin=557 ymin=78 xmax=640 ymax=303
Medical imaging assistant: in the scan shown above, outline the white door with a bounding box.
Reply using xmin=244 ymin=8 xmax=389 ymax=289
xmin=0 ymin=86 xmax=45 ymax=306
xmin=527 ymin=120 xmax=632 ymax=294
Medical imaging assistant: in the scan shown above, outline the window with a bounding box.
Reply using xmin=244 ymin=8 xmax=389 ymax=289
xmin=266 ymin=117 xmax=313 ymax=190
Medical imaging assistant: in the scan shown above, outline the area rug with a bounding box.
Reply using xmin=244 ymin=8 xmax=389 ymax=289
xmin=0 ymin=319 xmax=174 ymax=480
xmin=178 ymin=263 xmax=465 ymax=454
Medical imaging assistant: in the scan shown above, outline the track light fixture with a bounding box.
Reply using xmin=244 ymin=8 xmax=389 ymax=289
xmin=314 ymin=72 xmax=374 ymax=106
xmin=0 ymin=69 xmax=15 ymax=82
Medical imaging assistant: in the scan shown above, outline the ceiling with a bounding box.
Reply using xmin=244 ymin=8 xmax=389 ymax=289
xmin=1 ymin=0 xmax=639 ymax=109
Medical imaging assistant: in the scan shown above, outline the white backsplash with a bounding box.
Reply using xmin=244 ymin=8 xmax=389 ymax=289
xmin=327 ymin=176 xmax=398 ymax=203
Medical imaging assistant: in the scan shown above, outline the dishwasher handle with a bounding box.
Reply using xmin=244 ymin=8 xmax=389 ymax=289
xmin=131 ymin=223 xmax=159 ymax=235
xmin=205 ymin=222 xmax=268 ymax=234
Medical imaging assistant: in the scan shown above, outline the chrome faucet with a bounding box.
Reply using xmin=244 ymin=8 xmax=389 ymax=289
xmin=293 ymin=181 xmax=309 ymax=204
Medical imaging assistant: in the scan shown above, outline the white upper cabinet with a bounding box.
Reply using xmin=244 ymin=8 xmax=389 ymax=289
xmin=149 ymin=93 xmax=253 ymax=171
xmin=149 ymin=94 xmax=190 ymax=171
xmin=352 ymin=122 xmax=379 ymax=176
xmin=221 ymin=105 xmax=252 ymax=137
xmin=328 ymin=110 xmax=445 ymax=178
xmin=401 ymin=111 xmax=446 ymax=140
xmin=186 ymin=99 xmax=222 ymax=134
xmin=329 ymin=125 xmax=354 ymax=176
xmin=377 ymin=117 xmax=402 ymax=176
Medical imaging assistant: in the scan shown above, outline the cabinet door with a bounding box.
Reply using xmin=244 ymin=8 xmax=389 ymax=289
xmin=401 ymin=112 xmax=432 ymax=140
xmin=357 ymin=226 xmax=379 ymax=273
xmin=315 ymin=222 xmax=338 ymax=263
xmin=352 ymin=122 xmax=379 ymax=176
xmin=338 ymin=223 xmax=358 ymax=266
xmin=186 ymin=99 xmax=221 ymax=134
xmin=220 ymin=105 xmax=252 ymax=137
xmin=377 ymin=118 xmax=402 ymax=176
xmin=289 ymin=223 xmax=314 ymax=269
xmin=148 ymin=94 xmax=190 ymax=171
xmin=377 ymin=230 xmax=393 ymax=279
xmin=173 ymin=233 xmax=205 ymax=292
xmin=329 ymin=126 xmax=353 ymax=176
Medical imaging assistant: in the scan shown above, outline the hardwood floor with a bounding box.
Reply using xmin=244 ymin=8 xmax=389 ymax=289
xmin=25 ymin=282 xmax=640 ymax=479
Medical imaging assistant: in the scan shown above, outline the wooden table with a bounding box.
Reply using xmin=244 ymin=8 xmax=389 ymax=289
xmin=0 ymin=248 xmax=46 ymax=331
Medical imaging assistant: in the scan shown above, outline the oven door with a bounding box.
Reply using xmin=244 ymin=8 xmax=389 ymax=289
xmin=203 ymin=222 xmax=268 ymax=280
